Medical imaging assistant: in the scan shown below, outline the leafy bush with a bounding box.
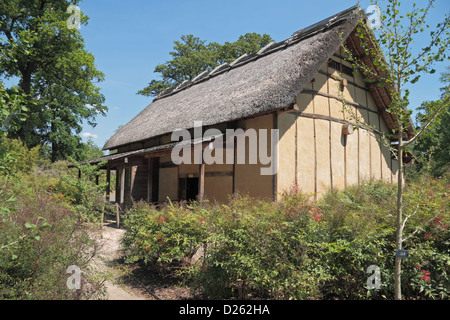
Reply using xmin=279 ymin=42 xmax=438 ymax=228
xmin=122 ymin=193 xmax=330 ymax=299
xmin=0 ymin=150 xmax=109 ymax=299
xmin=0 ymin=184 xmax=106 ymax=299
xmin=122 ymin=200 xmax=208 ymax=265
xmin=39 ymin=158 xmax=110 ymax=223
xmin=0 ymin=137 xmax=40 ymax=176
xmin=121 ymin=178 xmax=449 ymax=300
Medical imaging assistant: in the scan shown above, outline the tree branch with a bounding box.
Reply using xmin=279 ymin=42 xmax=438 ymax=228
xmin=403 ymin=95 xmax=449 ymax=148
xmin=402 ymin=211 xmax=443 ymax=243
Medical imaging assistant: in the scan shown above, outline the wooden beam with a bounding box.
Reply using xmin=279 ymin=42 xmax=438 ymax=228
xmin=232 ymin=136 xmax=236 ymax=194
xmin=115 ymin=166 xmax=120 ymax=203
xmin=277 ymin=102 xmax=301 ymax=114
xmin=327 ymin=71 xmax=333 ymax=191
xmin=116 ymin=203 xmax=120 ymax=228
xmin=130 ymin=166 xmax=137 ymax=198
xmin=272 ymin=113 xmax=278 ymax=201
xmin=120 ymin=166 xmax=125 ymax=205
xmin=198 ymin=161 xmax=205 ymax=201
xmin=106 ymin=164 xmax=111 ymax=202
xmin=152 ymin=158 xmax=160 ymax=202
xmin=367 ymin=90 xmax=372 ymax=179
xmin=300 ymin=89 xmax=381 ymax=115
xmin=317 ymin=69 xmax=369 ymax=92
xmin=147 ymin=159 xmax=152 ymax=202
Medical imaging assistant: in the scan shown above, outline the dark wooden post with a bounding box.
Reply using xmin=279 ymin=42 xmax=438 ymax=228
xmin=147 ymin=158 xmax=152 ymax=202
xmin=115 ymin=166 xmax=120 ymax=203
xmin=106 ymin=164 xmax=111 ymax=201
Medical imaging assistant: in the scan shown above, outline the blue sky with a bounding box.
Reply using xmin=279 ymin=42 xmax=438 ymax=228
xmin=7 ymin=0 xmax=450 ymax=150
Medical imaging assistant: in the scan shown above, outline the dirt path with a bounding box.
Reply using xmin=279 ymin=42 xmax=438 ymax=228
xmin=92 ymin=221 xmax=193 ymax=300
xmin=95 ymin=223 xmax=149 ymax=300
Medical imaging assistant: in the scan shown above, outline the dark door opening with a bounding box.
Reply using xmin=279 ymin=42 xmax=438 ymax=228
xmin=186 ymin=177 xmax=199 ymax=201
xmin=179 ymin=177 xmax=199 ymax=201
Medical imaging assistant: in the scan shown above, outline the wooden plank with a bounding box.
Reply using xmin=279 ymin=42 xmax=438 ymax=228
xmin=232 ymin=136 xmax=236 ymax=194
xmin=120 ymin=166 xmax=125 ymax=205
xmin=300 ymin=89 xmax=381 ymax=115
xmin=116 ymin=203 xmax=120 ymax=228
xmin=367 ymin=90 xmax=372 ymax=179
xmin=106 ymin=164 xmax=111 ymax=201
xmin=317 ymin=69 xmax=369 ymax=92
xmin=272 ymin=113 xmax=278 ymax=201
xmin=327 ymin=68 xmax=333 ymax=191
xmin=312 ymin=81 xmax=318 ymax=200
xmin=159 ymin=162 xmax=179 ymax=169
xmin=295 ymin=114 xmax=298 ymax=185
xmin=198 ymin=162 xmax=205 ymax=201
xmin=130 ymin=166 xmax=137 ymax=196
xmin=115 ymin=166 xmax=120 ymax=203
xmin=205 ymin=171 xmax=233 ymax=177
xmin=152 ymin=158 xmax=160 ymax=202
xmin=147 ymin=159 xmax=152 ymax=202
xmin=293 ymin=112 xmax=386 ymax=138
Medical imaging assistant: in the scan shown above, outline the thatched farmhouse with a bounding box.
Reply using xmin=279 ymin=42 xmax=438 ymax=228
xmin=90 ymin=6 xmax=413 ymax=208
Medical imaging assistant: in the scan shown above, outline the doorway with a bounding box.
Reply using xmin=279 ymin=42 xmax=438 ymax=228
xmin=186 ymin=177 xmax=199 ymax=201
xmin=179 ymin=177 xmax=199 ymax=201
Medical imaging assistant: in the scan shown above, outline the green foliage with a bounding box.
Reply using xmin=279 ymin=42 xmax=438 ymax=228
xmin=0 ymin=183 xmax=106 ymax=299
xmin=0 ymin=0 xmax=107 ymax=161
xmin=0 ymin=152 xmax=109 ymax=299
xmin=75 ymin=138 xmax=105 ymax=162
xmin=121 ymin=179 xmax=449 ymax=300
xmin=349 ymin=0 xmax=450 ymax=300
xmin=0 ymin=137 xmax=40 ymax=177
xmin=0 ymin=84 xmax=28 ymax=136
xmin=54 ymin=157 xmax=109 ymax=223
xmin=122 ymin=200 xmax=208 ymax=265
xmin=138 ymin=33 xmax=273 ymax=97
xmin=411 ymin=68 xmax=450 ymax=178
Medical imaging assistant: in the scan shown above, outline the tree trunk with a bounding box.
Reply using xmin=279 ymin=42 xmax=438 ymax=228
xmin=394 ymin=128 xmax=404 ymax=300
xmin=18 ymin=66 xmax=33 ymax=145
xmin=51 ymin=120 xmax=57 ymax=162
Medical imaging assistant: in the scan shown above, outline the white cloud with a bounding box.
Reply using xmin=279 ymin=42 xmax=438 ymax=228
xmin=86 ymin=104 xmax=103 ymax=114
xmin=82 ymin=132 xmax=98 ymax=139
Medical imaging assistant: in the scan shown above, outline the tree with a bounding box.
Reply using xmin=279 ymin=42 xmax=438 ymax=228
xmin=0 ymin=84 xmax=27 ymax=137
xmin=412 ymin=68 xmax=450 ymax=177
xmin=342 ymin=1 xmax=449 ymax=299
xmin=0 ymin=0 xmax=107 ymax=161
xmin=138 ymin=33 xmax=273 ymax=97
xmin=1 ymin=41 xmax=29 ymax=177
xmin=76 ymin=138 xmax=104 ymax=162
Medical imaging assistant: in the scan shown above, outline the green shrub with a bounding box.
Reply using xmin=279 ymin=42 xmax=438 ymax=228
xmin=0 ymin=137 xmax=40 ymax=176
xmin=0 ymin=185 xmax=107 ymax=299
xmin=121 ymin=178 xmax=449 ymax=300
xmin=122 ymin=200 xmax=208 ymax=265
xmin=317 ymin=178 xmax=449 ymax=300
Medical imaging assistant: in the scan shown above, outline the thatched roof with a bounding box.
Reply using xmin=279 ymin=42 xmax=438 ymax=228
xmin=103 ymin=6 xmax=364 ymax=151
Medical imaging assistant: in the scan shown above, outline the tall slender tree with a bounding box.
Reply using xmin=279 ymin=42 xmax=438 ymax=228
xmin=343 ymin=0 xmax=449 ymax=299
